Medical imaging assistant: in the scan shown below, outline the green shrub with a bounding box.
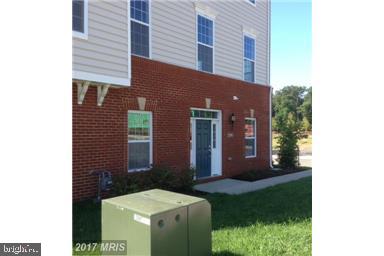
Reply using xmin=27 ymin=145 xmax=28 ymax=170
xmin=302 ymin=117 xmax=311 ymax=132
xmin=276 ymin=113 xmax=303 ymax=169
xmin=272 ymin=117 xmax=277 ymax=132
xmin=112 ymin=166 xmax=196 ymax=196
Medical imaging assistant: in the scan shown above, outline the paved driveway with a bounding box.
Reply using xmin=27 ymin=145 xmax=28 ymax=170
xmin=299 ymin=155 xmax=312 ymax=167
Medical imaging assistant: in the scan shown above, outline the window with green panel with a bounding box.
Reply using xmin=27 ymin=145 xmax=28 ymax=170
xmin=128 ymin=111 xmax=152 ymax=171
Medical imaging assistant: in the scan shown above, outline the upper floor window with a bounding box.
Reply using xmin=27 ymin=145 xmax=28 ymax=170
xmin=197 ymin=15 xmax=214 ymax=73
xmin=72 ymin=0 xmax=88 ymax=39
xmin=244 ymin=35 xmax=256 ymax=83
xmin=247 ymin=0 xmax=256 ymax=5
xmin=131 ymin=0 xmax=150 ymax=57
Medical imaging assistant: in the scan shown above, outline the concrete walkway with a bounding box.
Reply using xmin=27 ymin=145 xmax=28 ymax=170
xmin=194 ymin=170 xmax=312 ymax=195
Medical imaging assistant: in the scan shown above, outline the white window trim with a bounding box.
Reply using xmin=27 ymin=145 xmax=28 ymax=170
xmin=130 ymin=0 xmax=152 ymax=59
xmin=245 ymin=118 xmax=257 ymax=158
xmin=128 ymin=110 xmax=153 ymax=172
xmin=72 ymin=0 xmax=88 ymax=40
xmin=243 ymin=33 xmax=256 ymax=83
xmin=245 ymin=0 xmax=256 ymax=7
xmin=196 ymin=13 xmax=215 ymax=74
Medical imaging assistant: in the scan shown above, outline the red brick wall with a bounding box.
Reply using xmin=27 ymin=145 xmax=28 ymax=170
xmin=73 ymin=56 xmax=271 ymax=200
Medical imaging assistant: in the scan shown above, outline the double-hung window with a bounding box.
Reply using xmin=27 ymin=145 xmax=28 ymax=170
xmin=243 ymin=35 xmax=256 ymax=83
xmin=197 ymin=15 xmax=214 ymax=73
xmin=128 ymin=111 xmax=152 ymax=171
xmin=245 ymin=118 xmax=256 ymax=157
xmin=131 ymin=0 xmax=150 ymax=57
xmin=72 ymin=0 xmax=88 ymax=39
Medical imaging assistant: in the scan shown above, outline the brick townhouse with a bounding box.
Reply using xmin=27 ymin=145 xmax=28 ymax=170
xmin=72 ymin=0 xmax=272 ymax=200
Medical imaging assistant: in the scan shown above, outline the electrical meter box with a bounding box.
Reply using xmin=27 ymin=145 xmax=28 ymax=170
xmin=102 ymin=189 xmax=211 ymax=256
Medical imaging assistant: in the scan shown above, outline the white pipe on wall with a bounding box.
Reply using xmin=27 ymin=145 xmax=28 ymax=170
xmin=270 ymin=86 xmax=274 ymax=168
xmin=268 ymin=0 xmax=273 ymax=168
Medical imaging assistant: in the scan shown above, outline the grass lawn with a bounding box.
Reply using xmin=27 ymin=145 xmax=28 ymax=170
xmin=73 ymin=177 xmax=312 ymax=255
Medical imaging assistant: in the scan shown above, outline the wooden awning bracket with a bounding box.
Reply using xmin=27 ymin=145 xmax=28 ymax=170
xmin=97 ymin=84 xmax=110 ymax=107
xmin=77 ymin=81 xmax=90 ymax=105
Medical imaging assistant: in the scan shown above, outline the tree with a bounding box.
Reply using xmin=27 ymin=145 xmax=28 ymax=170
xmin=276 ymin=112 xmax=303 ymax=169
xmin=273 ymin=85 xmax=309 ymax=168
xmin=301 ymin=87 xmax=312 ymax=130
xmin=273 ymin=85 xmax=307 ymax=132
xmin=272 ymin=86 xmax=312 ymax=131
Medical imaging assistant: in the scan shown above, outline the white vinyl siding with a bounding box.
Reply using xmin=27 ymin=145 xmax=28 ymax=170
xmin=72 ymin=0 xmax=130 ymax=86
xmin=151 ymin=0 xmax=270 ymax=85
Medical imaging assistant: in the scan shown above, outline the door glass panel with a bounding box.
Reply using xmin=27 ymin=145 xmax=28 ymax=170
xmin=190 ymin=121 xmax=192 ymax=151
xmin=190 ymin=110 xmax=218 ymax=119
xmin=212 ymin=123 xmax=216 ymax=149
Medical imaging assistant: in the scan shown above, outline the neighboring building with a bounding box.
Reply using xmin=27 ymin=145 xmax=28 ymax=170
xmin=73 ymin=0 xmax=272 ymax=200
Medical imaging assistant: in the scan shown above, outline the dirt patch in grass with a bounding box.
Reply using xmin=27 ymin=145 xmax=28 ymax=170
xmin=232 ymin=166 xmax=311 ymax=182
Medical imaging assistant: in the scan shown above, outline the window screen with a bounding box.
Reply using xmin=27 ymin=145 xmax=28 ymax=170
xmin=198 ymin=44 xmax=213 ymax=73
xmin=244 ymin=59 xmax=255 ymax=83
xmin=131 ymin=21 xmax=150 ymax=57
xmin=129 ymin=142 xmax=150 ymax=170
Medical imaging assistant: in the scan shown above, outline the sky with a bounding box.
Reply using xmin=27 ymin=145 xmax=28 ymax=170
xmin=271 ymin=0 xmax=312 ymax=90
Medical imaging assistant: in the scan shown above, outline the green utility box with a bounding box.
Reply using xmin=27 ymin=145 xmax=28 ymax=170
xmin=102 ymin=189 xmax=211 ymax=256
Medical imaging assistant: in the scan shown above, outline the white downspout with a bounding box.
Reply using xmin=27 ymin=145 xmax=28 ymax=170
xmin=269 ymin=86 xmax=274 ymax=168
xmin=268 ymin=0 xmax=273 ymax=168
